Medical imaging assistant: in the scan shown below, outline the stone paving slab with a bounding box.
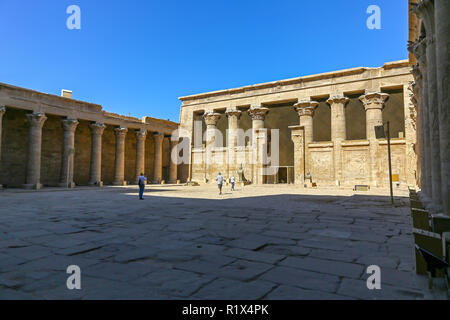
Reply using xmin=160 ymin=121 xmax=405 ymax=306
xmin=0 ymin=184 xmax=446 ymax=300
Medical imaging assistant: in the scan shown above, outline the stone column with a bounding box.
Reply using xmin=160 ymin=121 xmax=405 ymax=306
xmin=113 ymin=127 xmax=128 ymax=186
xmin=0 ymin=106 xmax=5 ymax=189
xmin=169 ymin=137 xmax=179 ymax=183
xmin=435 ymin=0 xmax=450 ymax=215
xmin=203 ymin=112 xmax=221 ymax=182
xmin=289 ymin=125 xmax=305 ymax=184
xmin=59 ymin=118 xmax=79 ymax=188
xmin=226 ymin=108 xmax=242 ymax=178
xmin=415 ymin=0 xmax=442 ymax=209
xmin=88 ymin=122 xmax=106 ymax=186
xmin=410 ymin=66 xmax=424 ymax=189
xmin=294 ymin=100 xmax=317 ymax=179
xmin=327 ymin=95 xmax=349 ymax=186
xmin=248 ymin=106 xmax=269 ymax=184
xmin=359 ymin=91 xmax=389 ymax=187
xmin=23 ymin=112 xmax=47 ymax=189
xmin=153 ymin=132 xmax=164 ymax=183
xmin=135 ymin=129 xmax=147 ymax=184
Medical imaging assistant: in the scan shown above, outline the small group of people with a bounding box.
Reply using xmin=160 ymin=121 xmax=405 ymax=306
xmin=216 ymin=172 xmax=235 ymax=195
xmin=136 ymin=172 xmax=236 ymax=199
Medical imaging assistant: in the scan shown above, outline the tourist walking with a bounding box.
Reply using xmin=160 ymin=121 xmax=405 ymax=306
xmin=216 ymin=172 xmax=224 ymax=195
xmin=138 ymin=173 xmax=147 ymax=200
xmin=230 ymin=176 xmax=235 ymax=191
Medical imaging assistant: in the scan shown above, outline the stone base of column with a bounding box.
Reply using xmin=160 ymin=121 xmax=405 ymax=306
xmin=113 ymin=181 xmax=127 ymax=186
xmin=168 ymin=180 xmax=180 ymax=184
xmin=23 ymin=183 xmax=43 ymax=190
xmin=58 ymin=182 xmax=76 ymax=188
xmin=88 ymin=181 xmax=103 ymax=187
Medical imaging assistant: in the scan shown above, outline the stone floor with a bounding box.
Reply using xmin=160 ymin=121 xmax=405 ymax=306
xmin=0 ymin=184 xmax=447 ymax=300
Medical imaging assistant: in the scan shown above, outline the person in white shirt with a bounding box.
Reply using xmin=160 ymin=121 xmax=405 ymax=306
xmin=138 ymin=173 xmax=147 ymax=200
xmin=216 ymin=172 xmax=224 ymax=195
xmin=230 ymin=176 xmax=235 ymax=191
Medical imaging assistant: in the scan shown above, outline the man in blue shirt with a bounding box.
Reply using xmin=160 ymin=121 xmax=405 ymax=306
xmin=138 ymin=173 xmax=147 ymax=200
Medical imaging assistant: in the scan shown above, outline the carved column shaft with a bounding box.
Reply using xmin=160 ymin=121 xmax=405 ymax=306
xmin=153 ymin=133 xmax=164 ymax=183
xmin=24 ymin=112 xmax=47 ymax=189
xmin=294 ymin=101 xmax=317 ymax=178
xmin=226 ymin=108 xmax=242 ymax=178
xmin=135 ymin=129 xmax=147 ymax=183
xmin=59 ymin=119 xmax=79 ymax=187
xmin=327 ymin=96 xmax=349 ymax=185
xmin=360 ymin=92 xmax=389 ymax=187
xmin=113 ymin=127 xmax=128 ymax=186
xmin=289 ymin=126 xmax=305 ymax=184
xmin=203 ymin=112 xmax=221 ymax=182
xmin=435 ymin=0 xmax=450 ymax=215
xmin=169 ymin=138 xmax=179 ymax=183
xmin=89 ymin=122 xmax=105 ymax=186
xmin=248 ymin=106 xmax=269 ymax=184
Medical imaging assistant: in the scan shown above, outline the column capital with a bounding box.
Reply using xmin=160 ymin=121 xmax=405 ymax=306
xmin=26 ymin=112 xmax=47 ymax=128
xmin=135 ymin=129 xmax=147 ymax=140
xmin=89 ymin=122 xmax=106 ymax=135
xmin=248 ymin=106 xmax=269 ymax=121
xmin=359 ymin=92 xmax=389 ymax=110
xmin=153 ymin=132 xmax=164 ymax=143
xmin=0 ymin=105 xmax=5 ymax=116
xmin=203 ymin=112 xmax=221 ymax=126
xmin=326 ymin=95 xmax=349 ymax=106
xmin=114 ymin=127 xmax=128 ymax=137
xmin=61 ymin=118 xmax=79 ymax=132
xmin=225 ymin=108 xmax=242 ymax=119
xmin=294 ymin=100 xmax=318 ymax=117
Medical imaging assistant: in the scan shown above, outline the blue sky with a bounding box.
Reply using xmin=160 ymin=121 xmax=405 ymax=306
xmin=0 ymin=0 xmax=408 ymax=122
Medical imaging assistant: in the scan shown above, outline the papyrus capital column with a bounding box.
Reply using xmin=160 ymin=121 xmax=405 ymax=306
xmin=59 ymin=118 xmax=79 ymax=188
xmin=359 ymin=92 xmax=389 ymax=141
xmin=153 ymin=132 xmax=164 ymax=183
xmin=294 ymin=100 xmax=317 ymax=179
xmin=248 ymin=106 xmax=269 ymax=183
xmin=203 ymin=112 xmax=221 ymax=182
xmin=360 ymin=92 xmax=389 ymax=186
xmin=113 ymin=127 xmax=128 ymax=186
xmin=24 ymin=112 xmax=47 ymax=189
xmin=89 ymin=122 xmax=106 ymax=186
xmin=289 ymin=125 xmax=305 ymax=185
xmin=327 ymin=95 xmax=349 ymax=186
xmin=226 ymin=108 xmax=242 ymax=148
xmin=135 ymin=129 xmax=147 ymax=184
xmin=169 ymin=136 xmax=179 ymax=183
xmin=248 ymin=106 xmax=269 ymax=130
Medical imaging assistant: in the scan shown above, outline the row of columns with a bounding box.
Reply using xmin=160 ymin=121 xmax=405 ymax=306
xmin=201 ymin=91 xmax=390 ymax=186
xmin=0 ymin=109 xmax=178 ymax=189
xmin=409 ymin=0 xmax=449 ymax=215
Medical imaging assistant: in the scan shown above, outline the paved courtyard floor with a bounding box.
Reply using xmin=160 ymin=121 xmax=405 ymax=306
xmin=0 ymin=184 xmax=447 ymax=300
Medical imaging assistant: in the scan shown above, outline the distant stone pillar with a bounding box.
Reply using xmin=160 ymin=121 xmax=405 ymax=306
xmin=294 ymin=100 xmax=317 ymax=179
xmin=289 ymin=125 xmax=305 ymax=184
xmin=153 ymin=132 xmax=164 ymax=183
xmin=169 ymin=137 xmax=179 ymax=183
xmin=88 ymin=122 xmax=106 ymax=186
xmin=360 ymin=92 xmax=389 ymax=187
xmin=435 ymin=0 xmax=450 ymax=215
xmin=135 ymin=129 xmax=147 ymax=184
xmin=248 ymin=106 xmax=269 ymax=184
xmin=327 ymin=95 xmax=349 ymax=186
xmin=203 ymin=112 xmax=221 ymax=182
xmin=226 ymin=108 xmax=242 ymax=178
xmin=0 ymin=106 xmax=5 ymax=189
xmin=23 ymin=112 xmax=47 ymax=189
xmin=113 ymin=127 xmax=128 ymax=186
xmin=59 ymin=119 xmax=79 ymax=188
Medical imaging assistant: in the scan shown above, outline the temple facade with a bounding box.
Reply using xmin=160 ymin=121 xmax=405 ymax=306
xmin=178 ymin=61 xmax=417 ymax=188
xmin=0 ymin=83 xmax=179 ymax=189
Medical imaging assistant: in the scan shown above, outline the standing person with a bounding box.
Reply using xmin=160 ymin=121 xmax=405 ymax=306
xmin=138 ymin=172 xmax=147 ymax=200
xmin=230 ymin=176 xmax=235 ymax=191
xmin=216 ymin=172 xmax=224 ymax=195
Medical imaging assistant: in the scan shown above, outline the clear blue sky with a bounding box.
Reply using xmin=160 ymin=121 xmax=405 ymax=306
xmin=0 ymin=0 xmax=408 ymax=123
